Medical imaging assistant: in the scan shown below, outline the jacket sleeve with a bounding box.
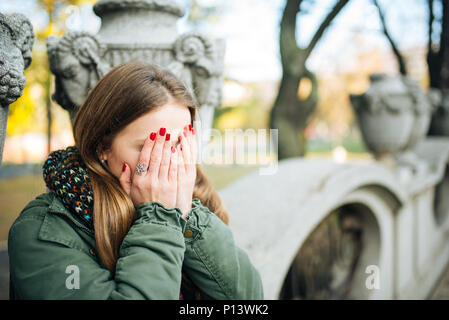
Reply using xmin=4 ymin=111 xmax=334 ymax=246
xmin=8 ymin=201 xmax=187 ymax=300
xmin=182 ymin=198 xmax=264 ymax=300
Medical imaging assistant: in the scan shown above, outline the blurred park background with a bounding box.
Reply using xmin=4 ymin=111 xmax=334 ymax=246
xmin=0 ymin=0 xmax=439 ymax=246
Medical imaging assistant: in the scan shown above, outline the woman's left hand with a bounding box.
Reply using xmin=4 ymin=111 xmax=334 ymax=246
xmin=176 ymin=124 xmax=197 ymax=219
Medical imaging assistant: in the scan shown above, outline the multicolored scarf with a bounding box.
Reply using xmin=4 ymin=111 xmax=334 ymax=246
xmin=42 ymin=145 xmax=94 ymax=230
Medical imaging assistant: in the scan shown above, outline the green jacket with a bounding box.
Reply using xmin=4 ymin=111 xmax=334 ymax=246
xmin=8 ymin=192 xmax=264 ymax=300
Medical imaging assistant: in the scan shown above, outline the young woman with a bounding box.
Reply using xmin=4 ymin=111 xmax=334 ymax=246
xmin=7 ymin=62 xmax=264 ymax=300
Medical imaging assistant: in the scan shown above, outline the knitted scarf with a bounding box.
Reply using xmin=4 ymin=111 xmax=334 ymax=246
xmin=43 ymin=145 xmax=94 ymax=230
xmin=42 ymin=145 xmax=186 ymax=299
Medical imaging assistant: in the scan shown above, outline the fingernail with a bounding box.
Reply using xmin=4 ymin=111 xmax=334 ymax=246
xmin=165 ymin=133 xmax=171 ymax=141
xmin=159 ymin=127 xmax=166 ymax=136
xmin=180 ymin=145 xmax=183 ymax=151
xmin=149 ymin=132 xmax=156 ymax=141
xmin=192 ymin=128 xmax=195 ymax=135
xmin=171 ymin=146 xmax=175 ymax=153
xmin=122 ymin=163 xmax=127 ymax=172
xmin=183 ymin=130 xmax=187 ymax=137
xmin=188 ymin=124 xmax=192 ymax=131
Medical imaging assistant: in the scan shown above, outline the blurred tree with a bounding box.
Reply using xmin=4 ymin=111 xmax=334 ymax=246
xmin=269 ymin=0 xmax=350 ymax=160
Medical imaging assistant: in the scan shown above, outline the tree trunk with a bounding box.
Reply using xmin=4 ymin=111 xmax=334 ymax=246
xmin=270 ymin=0 xmax=349 ymax=160
xmin=46 ymin=73 xmax=52 ymax=155
xmin=427 ymin=0 xmax=449 ymax=90
xmin=427 ymin=0 xmax=449 ymax=136
xmin=270 ymin=70 xmax=317 ymax=158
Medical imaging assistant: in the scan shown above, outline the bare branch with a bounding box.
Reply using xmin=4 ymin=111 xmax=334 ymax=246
xmin=440 ymin=0 xmax=449 ymax=88
xmin=440 ymin=0 xmax=449 ymax=61
xmin=373 ymin=0 xmax=407 ymax=75
xmin=304 ymin=0 xmax=350 ymax=60
xmin=428 ymin=0 xmax=434 ymax=54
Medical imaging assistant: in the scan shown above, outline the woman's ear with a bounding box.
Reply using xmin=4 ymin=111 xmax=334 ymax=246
xmin=96 ymin=144 xmax=109 ymax=162
xmin=100 ymin=150 xmax=110 ymax=163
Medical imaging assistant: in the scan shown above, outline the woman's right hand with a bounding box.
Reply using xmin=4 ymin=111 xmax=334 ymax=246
xmin=119 ymin=128 xmax=178 ymax=209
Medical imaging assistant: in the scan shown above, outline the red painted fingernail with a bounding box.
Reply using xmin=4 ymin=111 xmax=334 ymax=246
xmin=192 ymin=128 xmax=195 ymax=135
xmin=149 ymin=132 xmax=156 ymax=141
xmin=122 ymin=163 xmax=126 ymax=172
xmin=159 ymin=127 xmax=166 ymax=136
xmin=165 ymin=133 xmax=171 ymax=141
xmin=171 ymin=146 xmax=175 ymax=153
xmin=180 ymin=145 xmax=183 ymax=151
xmin=188 ymin=124 xmax=192 ymax=131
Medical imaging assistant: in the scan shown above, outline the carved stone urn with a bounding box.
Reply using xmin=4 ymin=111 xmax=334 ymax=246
xmin=350 ymin=74 xmax=438 ymax=172
xmin=47 ymin=0 xmax=225 ymax=144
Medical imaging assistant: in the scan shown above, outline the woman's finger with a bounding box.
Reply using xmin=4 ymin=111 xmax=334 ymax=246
xmin=148 ymin=127 xmax=166 ymax=179
xmin=189 ymin=123 xmax=198 ymax=165
xmin=180 ymin=126 xmax=192 ymax=169
xmin=133 ymin=131 xmax=156 ymax=181
xmin=119 ymin=162 xmax=131 ymax=195
xmin=158 ymin=132 xmax=172 ymax=180
xmin=192 ymin=126 xmax=198 ymax=164
xmin=168 ymin=143 xmax=178 ymax=183
xmin=178 ymin=143 xmax=185 ymax=178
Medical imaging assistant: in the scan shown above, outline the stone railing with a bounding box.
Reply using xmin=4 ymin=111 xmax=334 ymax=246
xmin=219 ymin=75 xmax=449 ymax=299
xmin=219 ymin=137 xmax=449 ymax=299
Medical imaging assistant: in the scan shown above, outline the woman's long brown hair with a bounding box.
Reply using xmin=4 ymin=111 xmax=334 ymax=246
xmin=72 ymin=62 xmax=229 ymax=284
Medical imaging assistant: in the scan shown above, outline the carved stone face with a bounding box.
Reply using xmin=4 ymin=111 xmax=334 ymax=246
xmin=47 ymin=33 xmax=110 ymax=113
xmin=57 ymin=52 xmax=91 ymax=108
xmin=0 ymin=24 xmax=26 ymax=106
xmin=14 ymin=19 xmax=33 ymax=69
xmin=191 ymin=65 xmax=222 ymax=108
xmin=171 ymin=33 xmax=224 ymax=109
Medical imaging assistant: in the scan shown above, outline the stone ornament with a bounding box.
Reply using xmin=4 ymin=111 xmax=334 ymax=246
xmin=0 ymin=12 xmax=34 ymax=165
xmin=350 ymin=74 xmax=438 ymax=173
xmin=173 ymin=32 xmax=214 ymax=64
xmin=169 ymin=32 xmax=225 ymax=108
xmin=168 ymin=32 xmax=225 ymax=143
xmin=47 ymin=32 xmax=110 ymax=121
xmin=0 ymin=13 xmax=33 ymax=105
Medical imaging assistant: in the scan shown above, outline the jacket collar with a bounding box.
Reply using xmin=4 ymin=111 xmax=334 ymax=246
xmin=47 ymin=192 xmax=69 ymax=214
xmin=46 ymin=192 xmax=94 ymax=236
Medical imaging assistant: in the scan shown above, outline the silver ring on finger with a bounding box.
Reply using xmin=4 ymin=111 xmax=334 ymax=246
xmin=136 ymin=162 xmax=148 ymax=176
